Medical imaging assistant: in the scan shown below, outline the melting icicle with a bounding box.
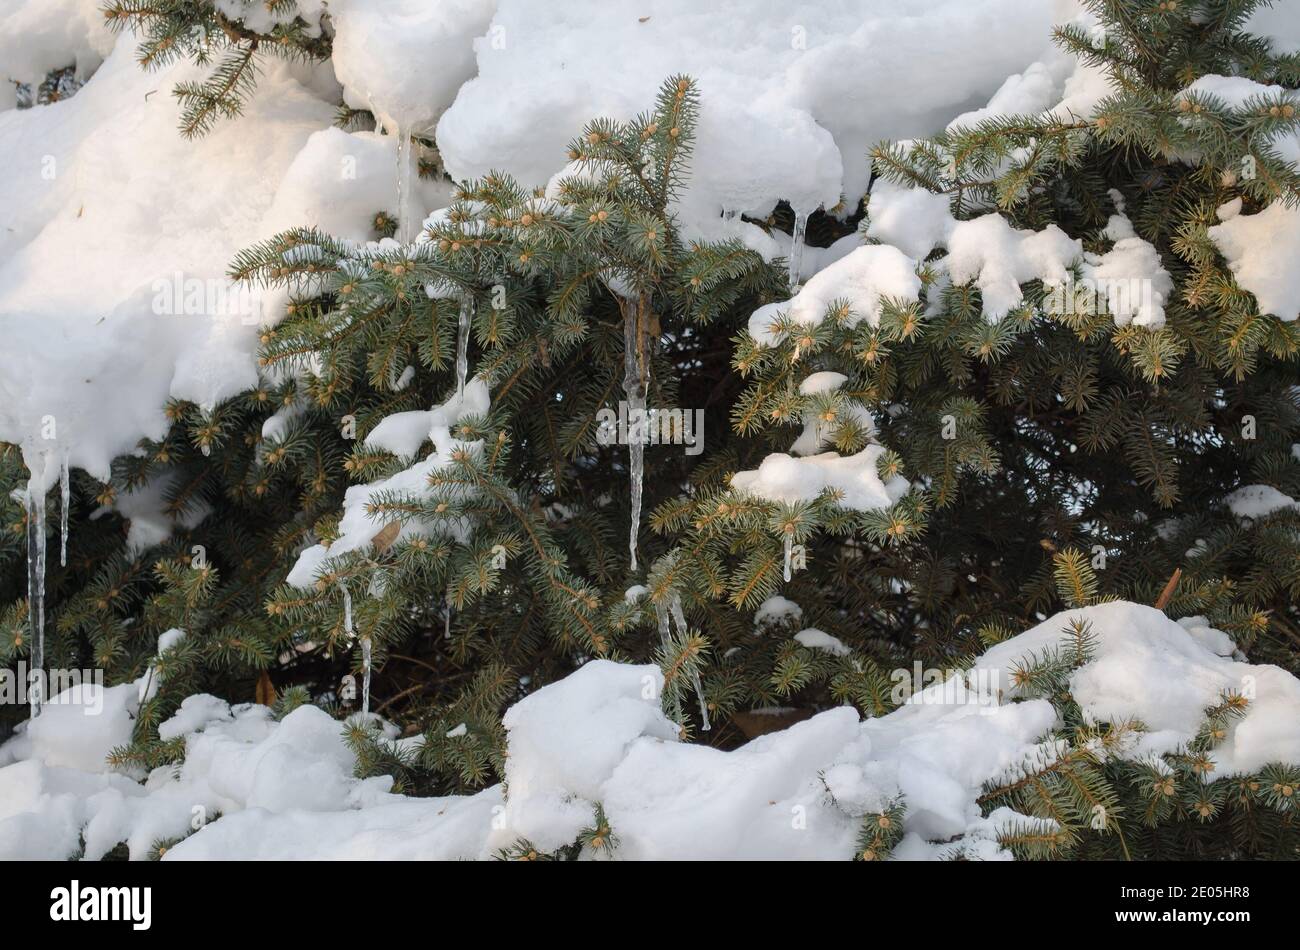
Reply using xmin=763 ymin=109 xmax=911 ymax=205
xmin=783 ymin=531 xmax=794 ymax=582
xmin=788 ymin=211 xmax=808 ymax=289
xmin=669 ymin=594 xmax=710 ymax=732
xmin=456 ymin=294 xmax=473 ymax=401
xmin=25 ymin=472 xmax=47 ymax=719
xmin=360 ymin=635 xmax=372 ymax=716
xmin=58 ymin=454 xmax=69 ymax=568
xmin=652 ymin=599 xmax=681 ymax=723
xmin=623 ymin=309 xmax=650 ymax=572
xmin=395 ymin=123 xmax=415 ymax=244
xmin=339 ymin=581 xmax=353 ymax=641
xmin=338 ymin=580 xmax=370 ymax=715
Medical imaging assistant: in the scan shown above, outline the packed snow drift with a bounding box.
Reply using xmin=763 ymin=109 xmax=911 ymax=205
xmin=1 ymin=603 xmax=1297 ymax=860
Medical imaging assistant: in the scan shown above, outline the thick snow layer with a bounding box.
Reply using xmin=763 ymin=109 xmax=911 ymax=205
xmin=1192 ymin=77 xmax=1300 ymax=324
xmin=437 ymin=0 xmax=1064 ymax=224
xmin=5 ymin=1 xmax=1299 ymax=503
xmin=259 ymin=127 xmax=454 ymax=244
xmin=0 ymin=31 xmax=337 ymax=491
xmin=2 ymin=602 xmax=1296 ymax=860
xmin=0 ymin=0 xmax=115 ymax=92
xmin=328 ymin=0 xmax=496 ymax=134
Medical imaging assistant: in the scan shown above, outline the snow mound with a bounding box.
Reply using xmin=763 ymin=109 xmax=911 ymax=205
xmin=3 ymin=601 xmax=1295 ymax=860
xmin=437 ymin=0 xmax=1061 ymax=230
xmin=0 ymin=0 xmax=115 ymax=94
xmin=0 ymin=31 xmax=336 ymax=491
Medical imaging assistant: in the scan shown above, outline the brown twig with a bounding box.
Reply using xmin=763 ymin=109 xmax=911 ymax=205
xmin=1154 ymin=567 xmax=1181 ymax=611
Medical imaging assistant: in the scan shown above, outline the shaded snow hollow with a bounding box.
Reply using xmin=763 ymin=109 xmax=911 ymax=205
xmin=1 ymin=603 xmax=1297 ymax=860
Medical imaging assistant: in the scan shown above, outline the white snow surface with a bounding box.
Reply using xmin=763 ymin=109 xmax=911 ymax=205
xmin=436 ymin=0 xmax=1066 ymax=222
xmin=1224 ymin=484 xmax=1300 ymax=519
xmin=1209 ymin=200 xmax=1300 ymax=323
xmin=1 ymin=602 xmax=1297 ymax=860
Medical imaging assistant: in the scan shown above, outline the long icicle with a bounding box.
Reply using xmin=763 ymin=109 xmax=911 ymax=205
xmin=669 ymin=594 xmax=710 ymax=732
xmin=395 ymin=123 xmax=414 ymax=243
xmin=26 ymin=471 xmax=47 ymax=718
xmin=338 ymin=580 xmax=370 ymax=714
xmin=360 ymin=635 xmax=372 ymax=717
xmin=456 ymin=294 xmax=473 ymax=401
xmin=653 ymin=599 xmax=682 ymax=724
xmin=783 ymin=531 xmax=794 ymax=582
xmin=623 ymin=300 xmax=650 ymax=572
xmin=59 ymin=453 xmax=70 ymax=568
xmin=788 ymin=210 xmax=808 ymax=289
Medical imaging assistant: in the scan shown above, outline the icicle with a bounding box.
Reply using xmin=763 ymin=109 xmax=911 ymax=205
xmin=783 ymin=531 xmax=794 ymax=582
xmin=444 ymin=587 xmax=453 ymax=639
xmin=395 ymin=123 xmax=415 ymax=244
xmin=652 ymin=598 xmax=682 ymax=724
xmin=623 ymin=307 xmax=650 ymax=572
xmin=456 ymin=294 xmax=473 ymax=401
xmin=360 ymin=635 xmax=372 ymax=716
xmin=339 ymin=581 xmax=353 ymax=641
xmin=654 ymin=599 xmax=672 ymax=649
xmin=788 ymin=211 xmax=808 ymax=289
xmin=201 ymin=444 xmax=211 ymax=457
xmin=669 ymin=594 xmax=710 ymax=732
xmin=25 ymin=472 xmax=47 ymax=719
xmin=338 ymin=580 xmax=370 ymax=715
xmin=58 ymin=453 xmax=69 ymax=568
